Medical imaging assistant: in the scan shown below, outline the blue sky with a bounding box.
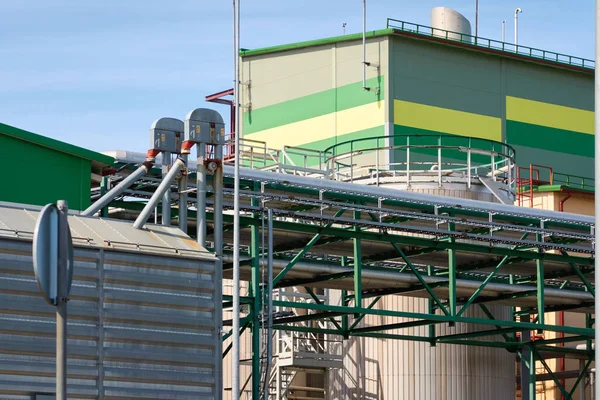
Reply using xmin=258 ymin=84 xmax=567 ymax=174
xmin=0 ymin=0 xmax=594 ymax=153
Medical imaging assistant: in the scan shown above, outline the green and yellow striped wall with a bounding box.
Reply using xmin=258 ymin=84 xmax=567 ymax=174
xmin=239 ymin=32 xmax=594 ymax=177
xmin=242 ymin=77 xmax=386 ymax=154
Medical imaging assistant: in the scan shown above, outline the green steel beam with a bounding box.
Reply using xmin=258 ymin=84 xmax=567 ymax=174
xmin=272 ymin=208 xmax=346 ymax=286
xmin=303 ymin=286 xmax=343 ymax=331
xmin=456 ymin=255 xmax=510 ymax=317
xmin=347 ymin=282 xmax=450 ymax=300
xmin=351 ymin=319 xmax=435 ymax=334
xmin=568 ymin=358 xmax=593 ymax=398
xmin=478 ymin=304 xmax=513 ymax=342
xmin=348 ymin=296 xmax=381 ymax=330
xmin=435 ymin=327 xmax=521 ymax=341
xmin=394 ymin=246 xmax=450 ymax=315
xmin=271 ymin=300 xmax=594 ymax=337
xmin=277 ymin=271 xmax=354 ymax=288
xmin=223 ymin=321 xmax=251 ymax=358
xmin=273 ymin=311 xmax=347 ymax=325
xmin=531 ymin=347 xmax=571 ymax=399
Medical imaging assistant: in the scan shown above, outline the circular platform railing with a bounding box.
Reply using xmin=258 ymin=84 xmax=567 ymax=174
xmin=323 ymin=134 xmax=517 ymax=193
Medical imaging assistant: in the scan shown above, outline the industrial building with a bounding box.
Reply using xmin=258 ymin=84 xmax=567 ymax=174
xmin=0 ymin=6 xmax=596 ymax=400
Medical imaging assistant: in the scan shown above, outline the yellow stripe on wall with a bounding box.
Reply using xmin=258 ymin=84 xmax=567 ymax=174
xmin=246 ymin=101 xmax=385 ymax=149
xmin=506 ymin=96 xmax=594 ymax=135
xmin=394 ymin=100 xmax=502 ymax=141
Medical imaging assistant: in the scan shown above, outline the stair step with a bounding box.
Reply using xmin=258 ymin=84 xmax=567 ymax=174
xmin=288 ymin=385 xmax=326 ymax=393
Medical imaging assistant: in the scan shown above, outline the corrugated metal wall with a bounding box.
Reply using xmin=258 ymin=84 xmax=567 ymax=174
xmin=0 ymin=238 xmax=221 ymax=400
xmin=328 ymin=295 xmax=515 ymax=400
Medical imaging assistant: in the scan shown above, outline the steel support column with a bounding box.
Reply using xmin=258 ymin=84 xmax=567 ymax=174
xmin=536 ymin=233 xmax=545 ymax=328
xmin=250 ymin=183 xmax=261 ymax=400
xmin=448 ymin=220 xmax=456 ymax=318
xmin=353 ymin=208 xmax=362 ymax=312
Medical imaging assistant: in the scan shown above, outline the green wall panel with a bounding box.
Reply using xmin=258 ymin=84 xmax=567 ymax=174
xmin=389 ymin=35 xmax=595 ymax=178
xmin=511 ymin=145 xmax=593 ymax=179
xmin=506 ymin=120 xmax=593 ymax=158
xmin=390 ymin=38 xmax=502 ymax=118
xmin=0 ymin=134 xmax=92 ymax=210
xmin=393 ymin=125 xmax=508 ymax=166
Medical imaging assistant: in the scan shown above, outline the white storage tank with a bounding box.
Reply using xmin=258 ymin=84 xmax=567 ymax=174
xmin=431 ymin=7 xmax=472 ymax=42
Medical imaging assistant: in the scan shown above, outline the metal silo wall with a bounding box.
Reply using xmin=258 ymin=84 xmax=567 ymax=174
xmin=0 ymin=240 xmax=221 ymax=399
xmin=328 ymin=296 xmax=515 ymax=400
xmin=328 ymin=185 xmax=515 ymax=400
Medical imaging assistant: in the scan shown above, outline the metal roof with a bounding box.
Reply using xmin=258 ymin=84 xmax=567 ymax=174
xmin=0 ymin=122 xmax=114 ymax=167
xmin=0 ymin=202 xmax=214 ymax=259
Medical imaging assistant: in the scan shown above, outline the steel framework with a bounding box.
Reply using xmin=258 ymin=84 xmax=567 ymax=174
xmin=95 ymin=142 xmax=596 ymax=399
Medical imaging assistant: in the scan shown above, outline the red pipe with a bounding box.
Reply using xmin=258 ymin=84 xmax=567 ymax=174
xmin=559 ymin=194 xmax=572 ymax=212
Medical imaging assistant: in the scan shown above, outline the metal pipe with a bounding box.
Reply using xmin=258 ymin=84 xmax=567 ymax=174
xmin=263 ymin=208 xmax=274 ymax=400
xmin=514 ymin=8 xmax=522 ymax=46
xmin=232 ymin=0 xmax=241 ymax=397
xmin=214 ymin=147 xmax=224 ymax=255
xmin=197 ymin=145 xmax=207 ymax=246
xmin=214 ymin=145 xmax=224 ymax=400
xmin=162 ymin=152 xmax=172 ymax=225
xmin=502 ymin=19 xmax=506 ymax=42
xmin=82 ymin=162 xmax=152 ymax=216
xmin=222 ymin=165 xmax=594 ymax=225
xmin=595 ymin=2 xmax=600 ymax=400
xmin=475 ymin=0 xmax=479 ymax=37
xmin=133 ymin=158 xmax=185 ymax=230
xmin=178 ymin=154 xmax=188 ymax=233
xmin=56 ymin=200 xmax=68 ymax=400
xmin=362 ymin=0 xmax=368 ymax=91
xmin=221 ymin=255 xmax=595 ymax=305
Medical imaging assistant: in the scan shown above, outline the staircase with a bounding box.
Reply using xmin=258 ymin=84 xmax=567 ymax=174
xmin=266 ymin=289 xmax=343 ymax=399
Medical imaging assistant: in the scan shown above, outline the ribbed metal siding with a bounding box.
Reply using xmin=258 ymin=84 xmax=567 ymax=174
xmin=328 ymin=295 xmax=515 ymax=400
xmin=0 ymin=239 xmax=220 ymax=400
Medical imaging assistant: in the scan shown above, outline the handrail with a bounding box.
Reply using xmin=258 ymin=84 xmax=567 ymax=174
xmin=386 ymin=18 xmax=594 ymax=70
xmin=324 ymin=134 xmax=516 ymax=194
xmin=324 ymin=134 xmax=516 ymax=159
xmin=553 ymin=172 xmax=595 ymax=191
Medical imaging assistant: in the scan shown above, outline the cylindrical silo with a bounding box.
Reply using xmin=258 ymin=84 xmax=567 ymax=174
xmin=327 ymin=135 xmax=516 ymax=399
xmin=431 ymin=7 xmax=472 ymax=42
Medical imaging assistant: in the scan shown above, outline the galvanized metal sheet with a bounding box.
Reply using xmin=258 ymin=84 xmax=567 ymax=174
xmin=0 ymin=203 xmax=221 ymax=399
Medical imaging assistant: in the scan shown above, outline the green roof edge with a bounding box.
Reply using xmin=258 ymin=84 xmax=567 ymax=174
xmin=534 ymin=185 xmax=595 ymax=194
xmin=0 ymin=122 xmax=114 ymax=166
xmin=240 ymin=29 xmax=394 ymax=57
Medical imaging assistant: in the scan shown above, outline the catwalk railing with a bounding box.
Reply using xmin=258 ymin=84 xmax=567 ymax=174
xmin=386 ymin=18 xmax=595 ymax=70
